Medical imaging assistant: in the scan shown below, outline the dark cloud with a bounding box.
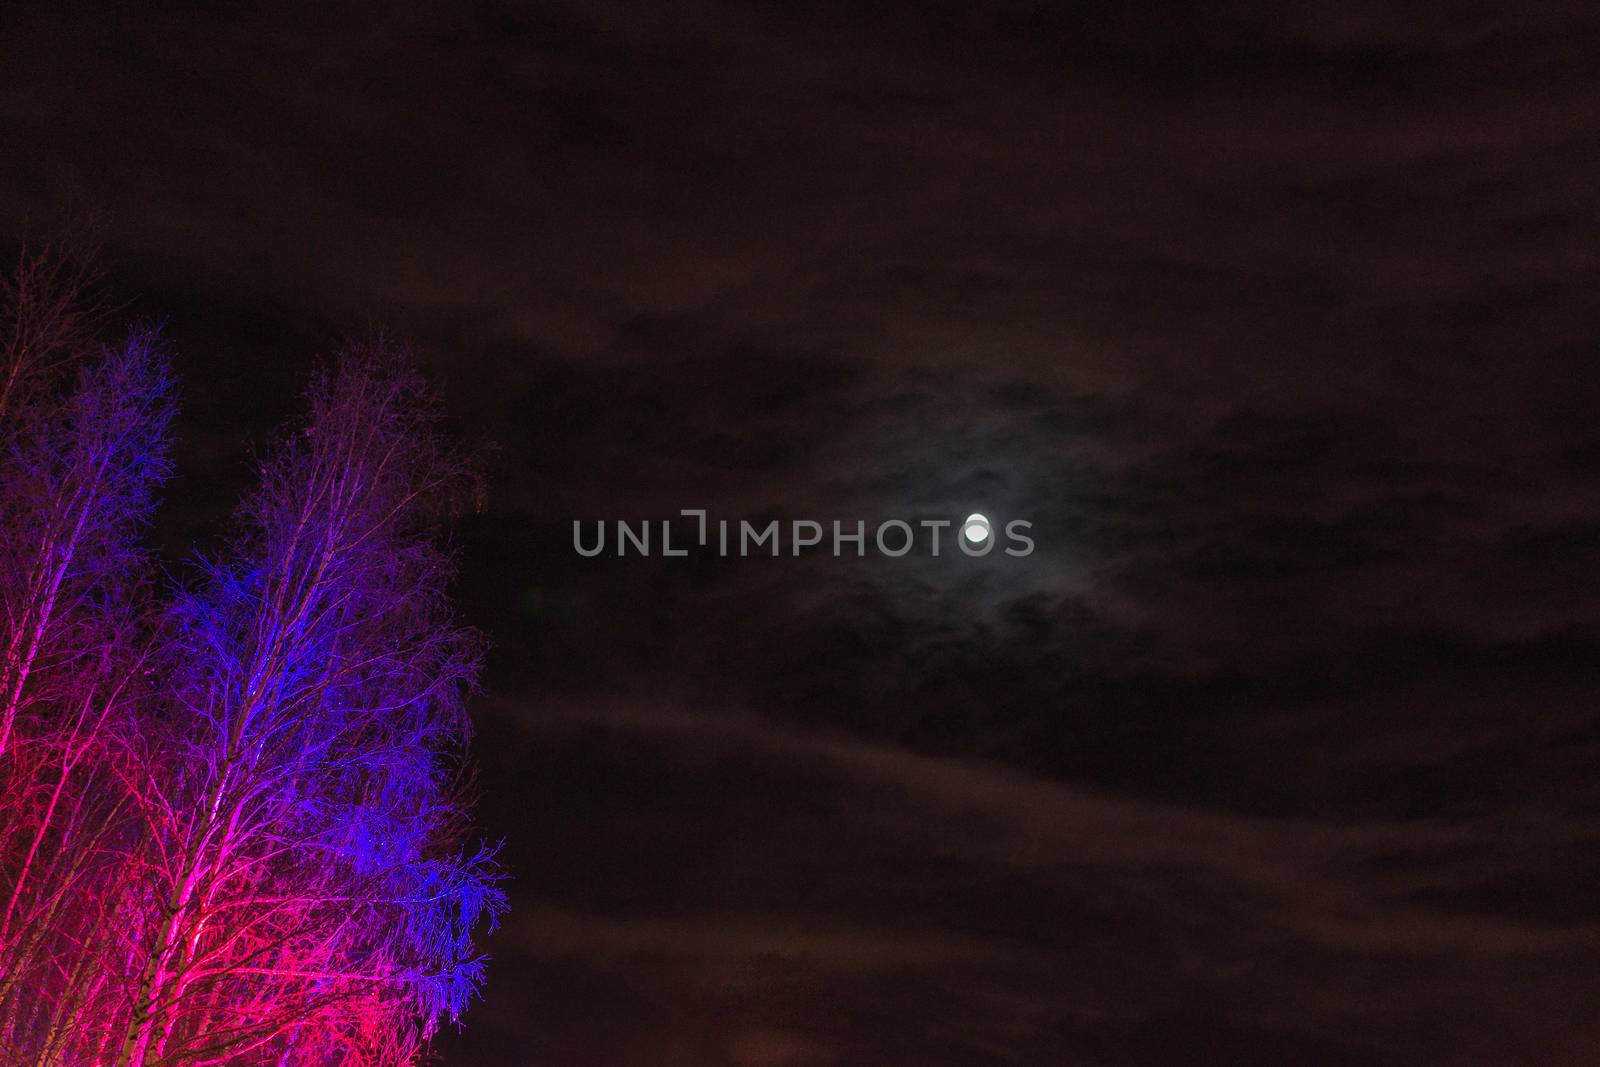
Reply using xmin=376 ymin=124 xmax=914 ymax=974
xmin=450 ymin=698 xmax=1600 ymax=1065
xmin=3 ymin=0 xmax=1599 ymax=1062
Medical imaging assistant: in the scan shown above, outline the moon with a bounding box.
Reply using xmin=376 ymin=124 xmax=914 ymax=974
xmin=961 ymin=513 xmax=991 ymax=545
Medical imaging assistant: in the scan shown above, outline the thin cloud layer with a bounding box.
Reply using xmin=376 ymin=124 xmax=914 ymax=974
xmin=452 ymin=699 xmax=1600 ymax=1065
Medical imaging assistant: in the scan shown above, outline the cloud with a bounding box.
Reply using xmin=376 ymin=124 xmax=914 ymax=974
xmin=448 ymin=697 xmax=1600 ymax=1064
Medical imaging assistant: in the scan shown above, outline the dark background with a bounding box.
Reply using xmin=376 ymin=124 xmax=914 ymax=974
xmin=5 ymin=2 xmax=1600 ymax=1063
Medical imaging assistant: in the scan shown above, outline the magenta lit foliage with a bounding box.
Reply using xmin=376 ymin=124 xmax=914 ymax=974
xmin=0 ymin=241 xmax=505 ymax=1066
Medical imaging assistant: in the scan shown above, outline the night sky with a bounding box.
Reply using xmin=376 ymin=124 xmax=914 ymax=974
xmin=6 ymin=2 xmax=1600 ymax=1063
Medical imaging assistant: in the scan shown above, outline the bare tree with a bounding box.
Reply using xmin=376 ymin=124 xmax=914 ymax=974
xmin=0 ymin=233 xmax=501 ymax=1064
xmin=115 ymin=343 xmax=502 ymax=1066
xmin=0 ymin=327 xmax=174 ymax=1062
xmin=0 ymin=327 xmax=173 ymax=756
xmin=0 ymin=220 xmax=105 ymax=436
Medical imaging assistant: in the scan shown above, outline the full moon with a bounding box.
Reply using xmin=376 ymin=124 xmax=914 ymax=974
xmin=961 ymin=513 xmax=991 ymax=544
